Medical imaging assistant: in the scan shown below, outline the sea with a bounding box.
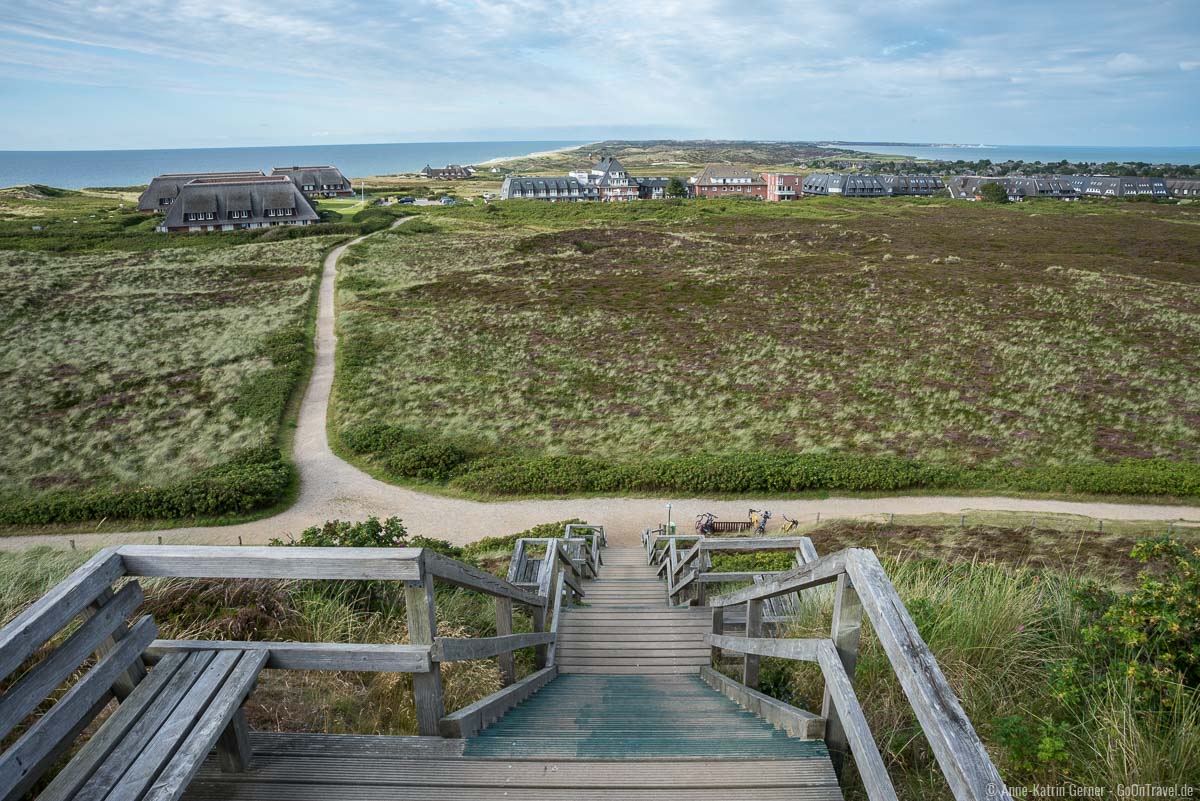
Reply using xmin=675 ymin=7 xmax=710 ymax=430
xmin=836 ymin=143 xmax=1200 ymax=165
xmin=0 ymin=140 xmax=589 ymax=190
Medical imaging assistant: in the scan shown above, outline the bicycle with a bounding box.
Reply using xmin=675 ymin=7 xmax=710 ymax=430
xmin=780 ymin=514 xmax=799 ymax=533
xmin=749 ymin=508 xmax=772 ymax=535
xmin=695 ymin=512 xmax=716 ymax=536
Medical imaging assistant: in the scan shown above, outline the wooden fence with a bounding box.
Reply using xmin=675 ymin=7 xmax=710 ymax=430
xmin=642 ymin=527 xmax=1011 ymax=801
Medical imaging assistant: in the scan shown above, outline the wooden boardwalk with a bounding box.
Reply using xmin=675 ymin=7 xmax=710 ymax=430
xmin=8 ymin=533 xmax=1007 ymax=800
xmin=557 ymin=547 xmax=711 ymax=675
xmin=185 ymin=547 xmax=842 ymax=800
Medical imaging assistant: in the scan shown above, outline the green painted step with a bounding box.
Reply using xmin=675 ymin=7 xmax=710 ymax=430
xmin=464 ymin=674 xmax=830 ymax=760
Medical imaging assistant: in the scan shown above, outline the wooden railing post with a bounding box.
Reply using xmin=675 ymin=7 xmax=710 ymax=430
xmin=743 ymin=598 xmax=762 ymax=689
xmin=695 ymin=549 xmax=711 ymax=606
xmin=711 ymin=606 xmax=724 ymax=664
xmin=823 ymin=572 xmax=864 ymax=773
xmin=494 ymin=597 xmax=515 ymax=686
xmin=405 ymin=569 xmax=444 ymax=737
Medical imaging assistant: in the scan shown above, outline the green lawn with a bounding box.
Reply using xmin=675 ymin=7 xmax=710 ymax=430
xmin=333 ymin=196 xmax=1200 ymax=498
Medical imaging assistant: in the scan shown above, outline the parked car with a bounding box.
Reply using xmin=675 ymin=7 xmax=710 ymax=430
xmin=398 ymin=197 xmax=416 ymax=204
xmin=440 ymin=197 xmax=456 ymax=205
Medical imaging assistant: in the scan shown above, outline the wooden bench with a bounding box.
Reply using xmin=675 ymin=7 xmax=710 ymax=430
xmin=0 ymin=550 xmax=264 ymax=801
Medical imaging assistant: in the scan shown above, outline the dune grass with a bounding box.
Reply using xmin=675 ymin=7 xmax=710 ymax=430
xmin=333 ymin=197 xmax=1200 ymax=498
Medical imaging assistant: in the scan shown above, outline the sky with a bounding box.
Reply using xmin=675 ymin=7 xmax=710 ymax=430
xmin=1 ymin=0 xmax=1197 ymax=151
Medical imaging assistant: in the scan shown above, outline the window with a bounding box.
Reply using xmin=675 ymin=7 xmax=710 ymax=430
xmin=160 ymin=197 xmax=173 ymax=206
xmin=228 ymin=209 xmax=250 ymax=220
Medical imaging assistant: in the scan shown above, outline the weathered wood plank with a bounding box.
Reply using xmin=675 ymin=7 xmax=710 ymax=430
xmin=83 ymin=584 xmax=146 ymax=700
xmin=71 ymin=651 xmax=216 ymax=801
xmin=0 ymin=614 xmax=155 ymax=800
xmin=845 ymin=549 xmax=1008 ymax=801
xmin=103 ymin=649 xmax=241 ymax=801
xmin=118 ymin=545 xmax=422 ymax=580
xmin=505 ymin=540 xmax=527 ymax=585
xmin=547 ymin=571 xmax=567 ymax=668
xmin=494 ymin=597 xmax=515 ymax=685
xmin=143 ymin=649 xmax=269 ymax=801
xmin=709 ymin=551 xmax=848 ymax=608
xmin=698 ymin=571 xmax=786 ymax=583
xmin=145 ymin=640 xmax=432 ymax=673
xmin=823 ymin=572 xmax=864 ymax=772
xmin=743 ymin=599 xmax=762 ymax=689
xmin=0 ymin=580 xmax=142 ymax=742
xmin=700 ymin=666 xmax=825 ymax=739
xmin=700 ymin=537 xmax=815 ymax=553
xmin=422 ymin=551 xmax=549 ymax=606
xmin=439 ymin=666 xmax=557 ymax=738
xmin=216 ymin=709 xmax=253 ymax=773
xmin=405 ymin=572 xmax=444 ymax=737
xmin=434 ymin=633 xmax=555 ymax=662
xmin=703 ymin=634 xmax=823 ymax=663
xmin=0 ymin=547 xmax=123 ymax=684
xmin=815 ymin=640 xmax=898 ymax=801
xmin=37 ymin=653 xmax=189 ymax=801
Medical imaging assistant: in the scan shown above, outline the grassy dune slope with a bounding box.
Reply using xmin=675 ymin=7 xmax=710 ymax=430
xmin=334 ymin=196 xmax=1200 ymax=498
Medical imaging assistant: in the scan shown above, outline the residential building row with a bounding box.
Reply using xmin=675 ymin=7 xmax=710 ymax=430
xmin=945 ymin=175 xmax=1200 ymax=201
xmin=420 ymin=164 xmax=476 ymax=179
xmin=137 ymin=165 xmax=351 ymax=232
xmin=499 ymin=157 xmax=671 ymax=201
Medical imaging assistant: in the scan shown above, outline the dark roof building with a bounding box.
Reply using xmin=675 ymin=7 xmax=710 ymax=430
xmin=269 ymin=166 xmax=353 ymax=198
xmin=801 ymin=173 xmax=887 ymax=197
xmin=1065 ymin=175 xmax=1168 ymax=198
xmin=635 ymin=177 xmax=671 ymax=199
xmin=1165 ymin=177 xmax=1200 ymax=198
xmin=157 ymin=175 xmax=319 ymax=232
xmin=138 ymin=171 xmax=264 ymax=212
xmin=880 ymin=175 xmax=945 ymax=196
xmin=499 ymin=176 xmax=599 ymax=201
xmin=420 ymin=164 xmax=475 ymax=180
xmin=946 ymin=176 xmax=1077 ymax=201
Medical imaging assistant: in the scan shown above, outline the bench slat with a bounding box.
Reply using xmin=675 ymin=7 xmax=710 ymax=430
xmin=0 ymin=581 xmax=143 ymax=742
xmin=71 ymin=651 xmax=217 ymax=801
xmin=104 ymin=650 xmax=241 ymax=800
xmin=0 ymin=548 xmax=124 ymax=684
xmin=144 ymin=650 xmax=269 ymax=801
xmin=38 ymin=652 xmax=189 ymax=801
xmin=0 ymin=614 xmax=155 ymax=801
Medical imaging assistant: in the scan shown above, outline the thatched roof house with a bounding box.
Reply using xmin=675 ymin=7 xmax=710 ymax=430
xmin=157 ymin=175 xmax=318 ymax=232
xmin=269 ymin=166 xmax=353 ymax=197
xmin=138 ymin=171 xmax=264 ymax=212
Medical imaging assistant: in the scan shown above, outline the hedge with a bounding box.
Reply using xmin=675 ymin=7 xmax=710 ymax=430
xmin=339 ymin=423 xmax=1200 ymax=499
xmin=0 ymin=447 xmax=293 ymax=525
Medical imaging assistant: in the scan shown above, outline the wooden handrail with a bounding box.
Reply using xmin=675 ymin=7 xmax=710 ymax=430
xmin=704 ymin=543 xmax=1010 ymax=801
xmin=708 ymin=550 xmax=850 ymax=607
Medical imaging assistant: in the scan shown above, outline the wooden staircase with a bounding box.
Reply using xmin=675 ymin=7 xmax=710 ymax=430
xmin=557 ymin=547 xmax=710 ymax=675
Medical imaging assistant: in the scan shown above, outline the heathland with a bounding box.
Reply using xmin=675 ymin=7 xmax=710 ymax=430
xmin=0 ymin=186 xmax=408 ymax=526
xmin=334 ymin=195 xmax=1200 ymax=499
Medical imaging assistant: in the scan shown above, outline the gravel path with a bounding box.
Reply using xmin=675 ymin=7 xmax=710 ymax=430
xmin=6 ymin=222 xmax=1199 ymax=550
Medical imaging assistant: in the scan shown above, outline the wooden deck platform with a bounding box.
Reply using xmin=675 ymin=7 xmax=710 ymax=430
xmin=184 ymin=731 xmax=843 ymax=800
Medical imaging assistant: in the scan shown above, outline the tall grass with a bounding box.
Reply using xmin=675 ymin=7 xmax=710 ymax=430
xmin=743 ymin=556 xmax=1198 ymax=799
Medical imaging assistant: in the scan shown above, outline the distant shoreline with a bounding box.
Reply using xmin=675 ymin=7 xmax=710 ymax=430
xmin=477 ymin=141 xmax=598 ymax=166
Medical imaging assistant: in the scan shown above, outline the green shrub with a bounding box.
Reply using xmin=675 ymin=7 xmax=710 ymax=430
xmin=444 ymin=452 xmax=1200 ymax=499
xmin=1072 ymin=537 xmax=1200 ymax=705
xmin=0 ymin=447 xmax=293 ymax=524
xmin=271 ymin=515 xmax=463 ymax=559
xmin=386 ymin=442 xmax=470 ymax=481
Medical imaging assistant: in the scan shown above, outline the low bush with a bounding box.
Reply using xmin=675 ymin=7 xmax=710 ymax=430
xmin=443 ymin=451 xmax=1200 ymax=499
xmin=0 ymin=447 xmax=293 ymax=524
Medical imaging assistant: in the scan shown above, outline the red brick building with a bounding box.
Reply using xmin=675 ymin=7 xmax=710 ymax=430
xmin=762 ymin=172 xmax=803 ymax=201
xmin=689 ymin=165 xmax=767 ymax=199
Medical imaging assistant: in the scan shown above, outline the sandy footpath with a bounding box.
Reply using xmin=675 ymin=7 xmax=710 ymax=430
xmin=4 ymin=221 xmax=1199 ymax=551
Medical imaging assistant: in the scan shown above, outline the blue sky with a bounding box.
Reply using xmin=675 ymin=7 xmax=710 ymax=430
xmin=1 ymin=0 xmax=1197 ymax=150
